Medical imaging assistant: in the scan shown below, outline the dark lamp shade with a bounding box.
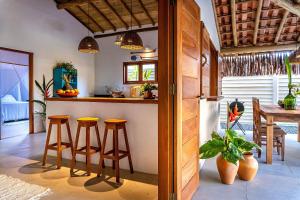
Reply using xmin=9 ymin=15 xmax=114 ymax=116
xmin=78 ymin=36 xmax=99 ymax=53
xmin=120 ymin=31 xmax=144 ymax=50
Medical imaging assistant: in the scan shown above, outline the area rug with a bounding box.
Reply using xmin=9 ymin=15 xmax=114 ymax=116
xmin=0 ymin=174 xmax=51 ymax=200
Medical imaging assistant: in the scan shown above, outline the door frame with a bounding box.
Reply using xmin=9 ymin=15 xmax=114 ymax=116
xmin=158 ymin=0 xmax=176 ymax=199
xmin=0 ymin=47 xmax=34 ymax=134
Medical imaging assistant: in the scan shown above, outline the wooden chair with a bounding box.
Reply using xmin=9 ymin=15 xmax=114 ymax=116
xmin=252 ymin=97 xmax=286 ymax=161
xmin=42 ymin=115 xmax=74 ymax=169
xmin=70 ymin=117 xmax=103 ymax=176
xmin=97 ymin=119 xmax=133 ymax=183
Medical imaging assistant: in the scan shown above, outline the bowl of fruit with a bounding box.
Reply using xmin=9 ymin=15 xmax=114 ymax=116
xmin=56 ymin=89 xmax=79 ymax=97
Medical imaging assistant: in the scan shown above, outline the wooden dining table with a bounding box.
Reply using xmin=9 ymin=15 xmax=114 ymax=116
xmin=259 ymin=105 xmax=300 ymax=164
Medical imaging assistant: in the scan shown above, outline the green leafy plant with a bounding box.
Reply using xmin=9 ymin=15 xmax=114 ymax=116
xmin=33 ymin=75 xmax=53 ymax=120
xmin=140 ymin=69 xmax=157 ymax=95
xmin=200 ymin=129 xmax=261 ymax=165
xmin=285 ymin=58 xmax=300 ymax=95
xmin=54 ymin=62 xmax=77 ymax=76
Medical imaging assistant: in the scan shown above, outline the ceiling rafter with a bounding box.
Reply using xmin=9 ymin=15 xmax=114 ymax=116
xmin=275 ymin=10 xmax=289 ymax=43
xmin=89 ymin=2 xmax=116 ymax=31
xmin=119 ymin=0 xmax=142 ymax=28
xmin=77 ymin=5 xmax=104 ymax=32
xmin=57 ymin=0 xmax=99 ymax=9
xmin=231 ymin=0 xmax=238 ymax=47
xmin=271 ymin=0 xmax=300 ymax=16
xmin=103 ymin=0 xmax=129 ymax=30
xmin=138 ymin=0 xmax=155 ymax=26
xmin=253 ymin=0 xmax=264 ymax=45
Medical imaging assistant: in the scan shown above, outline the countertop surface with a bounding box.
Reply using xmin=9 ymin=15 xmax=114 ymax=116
xmin=46 ymin=97 xmax=158 ymax=104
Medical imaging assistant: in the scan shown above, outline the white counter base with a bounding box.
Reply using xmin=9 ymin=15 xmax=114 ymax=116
xmin=46 ymin=101 xmax=158 ymax=174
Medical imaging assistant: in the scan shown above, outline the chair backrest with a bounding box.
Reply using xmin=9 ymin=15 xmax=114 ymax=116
xmin=252 ymin=97 xmax=262 ymax=140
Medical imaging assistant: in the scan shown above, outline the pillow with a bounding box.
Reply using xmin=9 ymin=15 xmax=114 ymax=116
xmin=1 ymin=94 xmax=17 ymax=102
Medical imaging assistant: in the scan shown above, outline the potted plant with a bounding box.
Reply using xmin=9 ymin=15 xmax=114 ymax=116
xmin=200 ymin=129 xmax=260 ymax=184
xmin=33 ymin=75 xmax=53 ymax=130
xmin=284 ymin=58 xmax=298 ymax=110
xmin=140 ymin=69 xmax=157 ymax=99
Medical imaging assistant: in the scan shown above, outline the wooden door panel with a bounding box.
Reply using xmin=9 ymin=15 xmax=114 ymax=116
xmin=182 ymin=136 xmax=198 ymax=166
xmin=182 ymin=99 xmax=198 ymax=121
xmin=182 ymin=154 xmax=198 ymax=188
xmin=182 ymin=117 xmax=198 ymax=144
xmin=176 ymin=0 xmax=200 ymax=199
xmin=201 ymin=24 xmax=211 ymax=97
xmin=183 ymin=77 xmax=200 ymax=98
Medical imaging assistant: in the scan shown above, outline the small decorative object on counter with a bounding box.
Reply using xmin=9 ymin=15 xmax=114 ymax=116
xmin=284 ymin=58 xmax=299 ymax=110
xmin=53 ymin=62 xmax=78 ymax=97
xmin=105 ymin=86 xmax=124 ymax=98
xmin=199 ymin=129 xmax=260 ymax=185
xmin=237 ymin=152 xmax=258 ymax=181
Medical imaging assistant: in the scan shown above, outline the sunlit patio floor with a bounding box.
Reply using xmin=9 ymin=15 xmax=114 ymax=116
xmin=193 ymin=133 xmax=300 ymax=200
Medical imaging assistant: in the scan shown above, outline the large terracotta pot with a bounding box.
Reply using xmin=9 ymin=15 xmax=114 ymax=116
xmin=238 ymin=152 xmax=258 ymax=181
xmin=216 ymin=155 xmax=239 ymax=185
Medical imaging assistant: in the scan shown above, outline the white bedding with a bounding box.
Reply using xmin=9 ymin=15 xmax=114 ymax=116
xmin=1 ymin=95 xmax=29 ymax=122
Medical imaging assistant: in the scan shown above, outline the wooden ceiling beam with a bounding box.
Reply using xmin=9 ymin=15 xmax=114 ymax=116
xmin=138 ymin=0 xmax=155 ymax=26
xmin=119 ymin=0 xmax=142 ymax=28
xmin=77 ymin=6 xmax=104 ymax=32
xmin=89 ymin=2 xmax=116 ymax=31
xmin=212 ymin=0 xmax=222 ymax=48
xmin=231 ymin=0 xmax=238 ymax=47
xmin=271 ymin=0 xmax=300 ymax=16
xmin=57 ymin=0 xmax=100 ymax=9
xmin=66 ymin=8 xmax=95 ymax=33
xmin=275 ymin=10 xmax=289 ymax=43
xmin=220 ymin=43 xmax=300 ymax=55
xmin=253 ymin=0 xmax=263 ymax=45
xmin=103 ymin=0 xmax=129 ymax=30
xmin=94 ymin=26 xmax=158 ymax=38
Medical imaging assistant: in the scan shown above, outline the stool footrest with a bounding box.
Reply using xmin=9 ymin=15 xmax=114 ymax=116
xmin=102 ymin=149 xmax=129 ymax=160
xmin=47 ymin=142 xmax=72 ymax=150
xmin=75 ymin=146 xmax=100 ymax=155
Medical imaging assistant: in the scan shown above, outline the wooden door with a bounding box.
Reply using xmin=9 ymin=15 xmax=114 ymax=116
xmin=200 ymin=23 xmax=211 ymax=97
xmin=174 ymin=0 xmax=201 ymax=199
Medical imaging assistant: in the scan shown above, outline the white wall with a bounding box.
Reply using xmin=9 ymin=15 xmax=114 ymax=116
xmin=94 ymin=31 xmax=158 ymax=95
xmin=0 ymin=0 xmax=95 ymax=131
xmin=199 ymin=99 xmax=221 ymax=168
xmin=196 ymin=0 xmax=221 ymax=50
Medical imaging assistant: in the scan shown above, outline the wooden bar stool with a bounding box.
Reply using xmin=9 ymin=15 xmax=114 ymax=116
xmin=42 ymin=115 xmax=74 ymax=169
xmin=70 ymin=117 xmax=103 ymax=176
xmin=97 ymin=119 xmax=133 ymax=183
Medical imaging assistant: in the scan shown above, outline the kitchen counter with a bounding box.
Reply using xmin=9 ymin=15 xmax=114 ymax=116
xmin=45 ymin=97 xmax=158 ymax=174
xmin=46 ymin=97 xmax=158 ymax=104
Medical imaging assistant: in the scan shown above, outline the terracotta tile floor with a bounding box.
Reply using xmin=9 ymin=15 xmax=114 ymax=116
xmin=0 ymin=133 xmax=158 ymax=200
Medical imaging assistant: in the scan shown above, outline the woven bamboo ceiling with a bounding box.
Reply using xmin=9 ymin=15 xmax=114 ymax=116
xmin=213 ymin=0 xmax=300 ymax=51
xmin=55 ymin=0 xmax=158 ymax=33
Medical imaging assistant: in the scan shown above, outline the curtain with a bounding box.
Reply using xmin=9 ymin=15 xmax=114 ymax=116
xmin=222 ymin=51 xmax=300 ymax=77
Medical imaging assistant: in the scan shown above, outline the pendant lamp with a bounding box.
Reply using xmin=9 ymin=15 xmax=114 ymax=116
xmin=120 ymin=0 xmax=143 ymax=50
xmin=114 ymin=34 xmax=124 ymax=46
xmin=78 ymin=4 xmax=99 ymax=53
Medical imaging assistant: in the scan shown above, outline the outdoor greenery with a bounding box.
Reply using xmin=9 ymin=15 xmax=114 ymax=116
xmin=140 ymin=69 xmax=157 ymax=95
xmin=200 ymin=129 xmax=260 ymax=165
xmin=33 ymin=75 xmax=53 ymax=120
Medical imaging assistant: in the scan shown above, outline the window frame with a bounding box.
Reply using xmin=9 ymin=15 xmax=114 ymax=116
xmin=123 ymin=60 xmax=158 ymax=84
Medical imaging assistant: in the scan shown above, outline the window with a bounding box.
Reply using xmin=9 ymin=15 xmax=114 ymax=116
xmin=123 ymin=60 xmax=158 ymax=84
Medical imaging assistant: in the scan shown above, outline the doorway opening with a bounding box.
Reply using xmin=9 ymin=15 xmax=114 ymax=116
xmin=0 ymin=47 xmax=34 ymax=140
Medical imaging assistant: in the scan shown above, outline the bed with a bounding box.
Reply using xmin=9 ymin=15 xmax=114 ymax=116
xmin=1 ymin=95 xmax=29 ymax=122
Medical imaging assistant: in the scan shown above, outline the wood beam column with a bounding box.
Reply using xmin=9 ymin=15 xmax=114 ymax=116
xmin=253 ymin=0 xmax=263 ymax=45
xmin=271 ymin=0 xmax=300 ymax=16
xmin=231 ymin=0 xmax=238 ymax=47
xmin=275 ymin=10 xmax=289 ymax=44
